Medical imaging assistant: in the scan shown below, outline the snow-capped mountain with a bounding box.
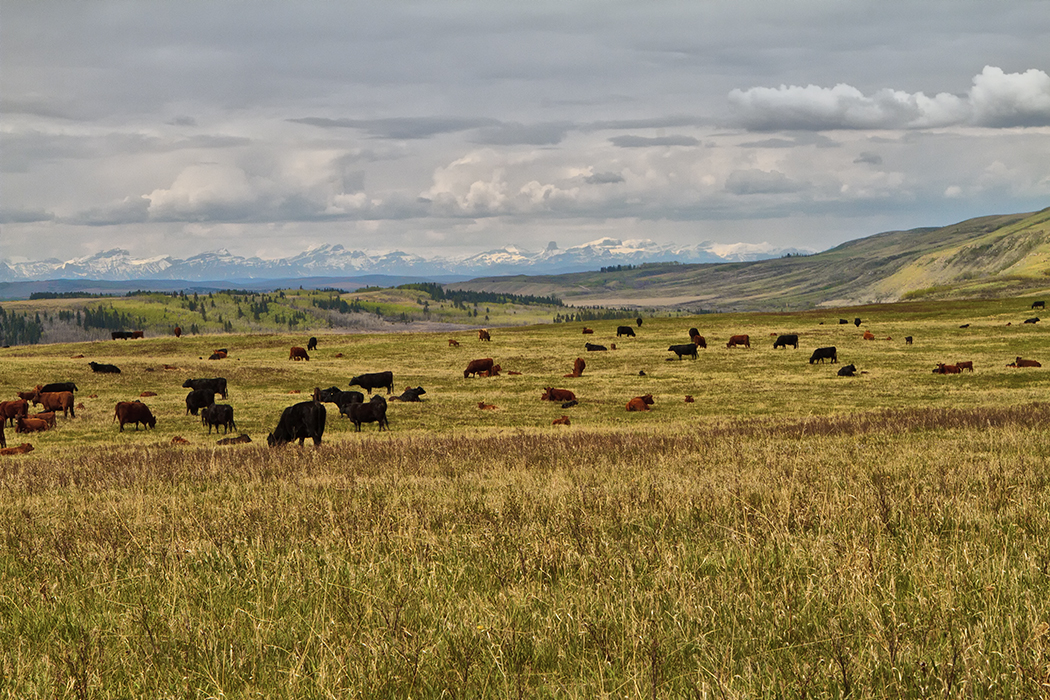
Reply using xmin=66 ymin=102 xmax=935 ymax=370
xmin=0 ymin=239 xmax=809 ymax=282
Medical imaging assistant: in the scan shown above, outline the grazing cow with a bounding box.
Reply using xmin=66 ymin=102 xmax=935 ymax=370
xmin=448 ymin=338 xmax=460 ymax=347
xmin=89 ymin=361 xmax=122 ymax=374
xmin=552 ymin=416 xmax=571 ymax=426
xmin=838 ymin=364 xmax=857 ymax=377
xmin=478 ymin=402 xmax=497 ymax=410
xmin=349 ymin=371 xmax=394 ymax=394
xmin=316 ymin=386 xmax=364 ymax=409
xmin=201 ymin=404 xmax=236 ymax=434
xmin=1033 ymin=301 xmax=1045 ymax=309
xmin=1009 ymin=357 xmax=1042 ymax=368
xmin=111 ymin=331 xmax=133 ymax=340
xmin=0 ymin=443 xmax=33 ymax=456
xmin=34 ymin=411 xmax=56 ymax=429
xmin=37 ymin=392 xmax=75 ymax=418
xmin=726 ymin=334 xmax=750 ymax=349
xmin=854 ymin=318 xmax=862 ymax=327
xmin=40 ymin=382 xmax=78 ymax=394
xmin=636 ymin=317 xmax=643 ymax=327
xmin=905 ymin=336 xmax=913 ymax=345
xmin=464 ymin=358 xmax=495 ymax=378
xmin=173 ymin=326 xmax=182 ymax=338
xmin=0 ymin=400 xmax=28 ymax=427
xmin=478 ymin=329 xmax=491 ymax=341
xmin=617 ymin=326 xmax=636 ymax=338
xmin=956 ymin=361 xmax=974 ymax=372
xmin=391 ymin=386 xmax=426 ymax=402
xmin=1025 ymin=317 xmax=1040 ymax=324
xmin=668 ymin=344 xmax=698 ymax=360
xmin=585 ymin=343 xmax=607 ymax=352
xmin=185 ymin=389 xmax=216 ymax=416
xmin=564 ymin=358 xmax=586 ymax=377
xmin=289 ymin=346 xmax=310 ymax=361
xmin=773 ymin=334 xmax=799 ymax=349
xmin=691 ymin=334 xmax=707 ymax=349
xmin=478 ymin=365 xmax=502 ymax=377
xmin=16 ymin=416 xmax=50 ymax=433
xmin=217 ymin=434 xmax=252 ymax=445
xmin=183 ymin=378 xmax=228 ymax=399
xmin=347 ymin=395 xmax=389 ymax=432
xmin=268 ymin=401 xmax=327 ymax=447
xmin=307 ymin=336 xmax=318 ymax=351
xmin=114 ymin=401 xmax=156 ymax=431
xmin=541 ymin=387 xmax=576 ymax=403
xmin=582 ymin=328 xmax=594 ymax=335
xmin=933 ymin=363 xmax=962 ymax=374
xmin=863 ymin=331 xmax=876 ymax=340
xmin=809 ymin=347 xmax=838 ymax=364
xmin=626 ymin=394 xmax=654 ymax=412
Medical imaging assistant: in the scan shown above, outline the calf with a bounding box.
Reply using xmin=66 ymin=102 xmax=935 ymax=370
xmin=38 ymin=391 xmax=75 ymax=418
xmin=626 ymin=394 xmax=655 ymax=412
xmin=478 ymin=402 xmax=497 ymax=410
xmin=448 ymin=338 xmax=460 ymax=347
xmin=267 ymin=401 xmax=327 ymax=447
xmin=773 ymin=334 xmax=799 ymax=349
xmin=563 ymin=358 xmax=586 ymax=377
xmin=617 ymin=326 xmax=636 ymax=338
xmin=114 ymin=401 xmax=157 ymax=431
xmin=552 ymin=416 xmax=571 ymax=426
xmin=217 ymin=434 xmax=252 ymax=445
xmin=809 ymin=347 xmax=838 ymax=364
xmin=668 ymin=343 xmax=698 ymax=360
xmin=933 ymin=363 xmax=962 ymax=374
xmin=34 ymin=411 xmax=56 ymax=429
xmin=863 ymin=331 xmax=876 ymax=340
xmin=0 ymin=443 xmax=34 ymax=456
xmin=89 ymin=361 xmax=121 ymax=374
xmin=726 ymin=334 xmax=750 ymax=349
xmin=585 ymin=343 xmax=607 ymax=352
xmin=464 ymin=358 xmax=495 ymax=378
xmin=349 ymin=371 xmax=394 ymax=394
xmin=956 ymin=361 xmax=974 ymax=372
xmin=1025 ymin=317 xmax=1040 ymax=324
xmin=582 ymin=328 xmax=594 ymax=335
xmin=1009 ymin=357 xmax=1042 ymax=368
xmin=173 ymin=326 xmax=182 ymax=338
xmin=209 ymin=351 xmax=227 ymax=360
xmin=185 ymin=389 xmax=216 ymax=416
xmin=541 ymin=387 xmax=576 ymax=403
xmin=201 ymin=404 xmax=237 ymax=434
xmin=837 ymin=364 xmax=857 ymax=377
xmin=289 ymin=346 xmax=310 ymax=361
xmin=16 ymin=416 xmax=49 ymax=433
xmin=183 ymin=377 xmax=228 ymax=399
xmin=347 ymin=395 xmax=389 ymax=432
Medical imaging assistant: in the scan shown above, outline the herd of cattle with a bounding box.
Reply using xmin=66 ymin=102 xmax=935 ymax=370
xmin=2 ymin=308 xmax=1045 ymax=454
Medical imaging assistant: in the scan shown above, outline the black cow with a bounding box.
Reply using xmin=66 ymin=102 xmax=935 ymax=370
xmin=111 ymin=331 xmax=134 ymax=340
xmin=307 ymin=336 xmax=318 ymax=351
xmin=585 ymin=343 xmax=607 ymax=351
xmin=88 ymin=361 xmax=121 ymax=374
xmin=183 ymin=377 xmax=228 ymax=399
xmin=854 ymin=318 xmax=862 ymax=327
xmin=838 ymin=319 xmax=849 ymax=324
xmin=1025 ymin=317 xmax=1040 ymax=324
xmin=201 ymin=403 xmax=236 ymax=434
xmin=316 ymin=386 xmax=365 ymax=407
xmin=809 ymin=347 xmax=838 ymax=364
xmin=1033 ymin=301 xmax=1045 ymax=309
xmin=668 ymin=344 xmax=698 ymax=360
xmin=837 ymin=364 xmax=857 ymax=377
xmin=268 ymin=401 xmax=326 ymax=447
xmin=773 ymin=334 xmax=799 ymax=349
xmin=688 ymin=327 xmax=700 ymax=339
xmin=905 ymin=336 xmax=913 ymax=345
xmin=617 ymin=326 xmax=636 ymax=337
xmin=347 ymin=395 xmax=389 ymax=432
xmin=40 ymin=382 xmax=78 ymax=394
xmin=391 ymin=386 xmax=426 ymax=402
xmin=185 ymin=389 xmax=216 ymax=416
xmin=636 ymin=317 xmax=643 ymax=327
xmin=349 ymin=371 xmax=393 ymax=394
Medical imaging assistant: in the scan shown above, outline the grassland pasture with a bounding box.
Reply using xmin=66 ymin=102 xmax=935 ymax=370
xmin=3 ymin=296 xmax=1050 ymax=697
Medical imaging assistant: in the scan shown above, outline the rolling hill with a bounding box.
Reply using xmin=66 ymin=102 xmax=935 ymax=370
xmin=450 ymin=208 xmax=1050 ymax=311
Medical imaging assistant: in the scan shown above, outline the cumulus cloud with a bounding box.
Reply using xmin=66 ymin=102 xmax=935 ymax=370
xmin=729 ymin=66 xmax=1050 ymax=131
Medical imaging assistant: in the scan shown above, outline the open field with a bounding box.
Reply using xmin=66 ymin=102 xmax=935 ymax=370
xmin=3 ymin=297 xmax=1050 ymax=697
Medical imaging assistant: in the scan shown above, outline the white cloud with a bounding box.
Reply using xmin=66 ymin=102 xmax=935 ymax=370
xmin=729 ymin=66 xmax=1050 ymax=131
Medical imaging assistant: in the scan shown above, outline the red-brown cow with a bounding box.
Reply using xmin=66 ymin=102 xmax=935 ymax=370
xmin=16 ymin=416 xmax=49 ymax=433
xmin=289 ymin=346 xmax=310 ymax=361
xmin=478 ymin=402 xmax=497 ymax=410
xmin=726 ymin=335 xmax=750 ymax=349
xmin=38 ymin=391 xmax=75 ymax=418
xmin=582 ymin=328 xmax=594 ymax=335
xmin=478 ymin=329 xmax=491 ymax=341
xmin=114 ymin=401 xmax=157 ymax=431
xmin=173 ymin=326 xmax=182 ymax=338
xmin=691 ymin=334 xmax=707 ymax=348
xmin=552 ymin=415 xmax=571 ymax=426
xmin=0 ymin=399 xmax=29 ymax=426
xmin=956 ymin=361 xmax=974 ymax=372
xmin=0 ymin=443 xmax=34 ymax=456
xmin=448 ymin=338 xmax=460 ymax=347
xmin=626 ymin=394 xmax=655 ymax=411
xmin=541 ymin=387 xmax=576 ymax=402
xmin=464 ymin=358 xmax=495 ymax=378
xmin=863 ymin=331 xmax=876 ymax=340
xmin=34 ymin=411 xmax=56 ymax=429
xmin=478 ymin=365 xmax=502 ymax=377
xmin=1009 ymin=357 xmax=1042 ymax=368
xmin=933 ymin=363 xmax=961 ymax=374
xmin=564 ymin=357 xmax=586 ymax=378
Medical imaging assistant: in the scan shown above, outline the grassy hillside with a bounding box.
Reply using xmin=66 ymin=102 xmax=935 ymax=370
xmin=451 ymin=208 xmax=1050 ymax=311
xmin=5 ymin=298 xmax=1050 ymax=696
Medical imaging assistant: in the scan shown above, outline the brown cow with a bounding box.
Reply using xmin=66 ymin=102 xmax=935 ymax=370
xmin=1 ymin=399 xmax=29 ymax=426
xmin=564 ymin=357 xmax=586 ymax=378
xmin=726 ymin=335 xmax=750 ymax=349
xmin=209 ymin=351 xmax=227 ymax=360
xmin=0 ymin=443 xmax=34 ymax=456
xmin=541 ymin=388 xmax=576 ymax=402
xmin=478 ymin=329 xmax=491 ymax=341
xmin=217 ymin=434 xmax=252 ymax=445
xmin=684 ymin=395 xmax=695 ymax=403
xmin=16 ymin=390 xmax=37 ymax=402
xmin=552 ymin=415 xmax=571 ymax=426
xmin=691 ymin=334 xmax=707 ymax=348
xmin=1009 ymin=357 xmax=1042 ymax=368
xmin=171 ymin=436 xmax=190 ymax=445
xmin=448 ymin=338 xmax=460 ymax=347
xmin=16 ymin=416 xmax=49 ymax=433
xmin=464 ymin=358 xmax=495 ymax=378
xmin=626 ymin=394 xmax=655 ymax=411
xmin=582 ymin=328 xmax=594 ymax=334
xmin=956 ymin=361 xmax=974 ymax=372
xmin=289 ymin=346 xmax=310 ymax=361
xmin=478 ymin=402 xmax=497 ymax=410
xmin=140 ymin=391 xmax=158 ymax=397
xmin=478 ymin=365 xmax=502 ymax=377
xmin=34 ymin=411 xmax=56 ymax=429
xmin=38 ymin=392 xmax=75 ymax=418
xmin=933 ymin=363 xmax=961 ymax=374
xmin=174 ymin=326 xmax=182 ymax=338
xmin=114 ymin=401 xmax=156 ymax=431
xmin=863 ymin=331 xmax=876 ymax=340
xmin=131 ymin=330 xmax=144 ymax=339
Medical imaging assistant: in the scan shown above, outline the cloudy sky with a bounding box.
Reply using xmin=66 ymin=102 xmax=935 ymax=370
xmin=2 ymin=1 xmax=1049 ymax=265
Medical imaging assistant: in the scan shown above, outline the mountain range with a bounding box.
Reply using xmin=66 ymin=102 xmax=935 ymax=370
xmin=0 ymin=238 xmax=807 ymax=284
